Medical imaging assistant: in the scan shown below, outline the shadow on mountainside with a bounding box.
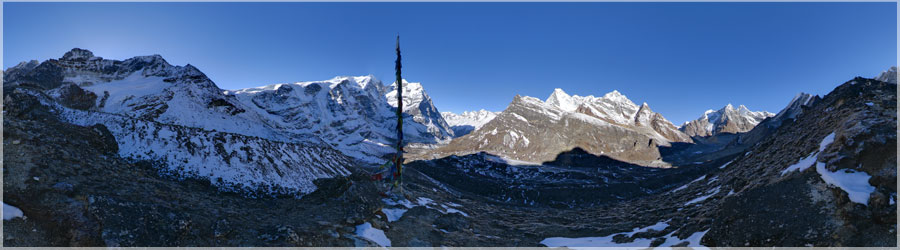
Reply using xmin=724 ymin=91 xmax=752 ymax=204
xmin=406 ymin=148 xmax=719 ymax=208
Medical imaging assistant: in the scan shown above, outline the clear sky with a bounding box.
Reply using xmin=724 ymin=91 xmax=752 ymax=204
xmin=4 ymin=2 xmax=897 ymax=125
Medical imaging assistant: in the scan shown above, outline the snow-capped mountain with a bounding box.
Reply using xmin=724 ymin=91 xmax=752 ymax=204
xmin=51 ymin=49 xmax=286 ymax=140
xmin=875 ymin=66 xmax=897 ymax=84
xmin=545 ymin=88 xmax=596 ymax=113
xmin=228 ymin=76 xmax=453 ymax=162
xmin=386 ymin=80 xmax=455 ymax=143
xmin=441 ymin=109 xmax=498 ymax=137
xmin=550 ymin=88 xmax=691 ymax=144
xmin=679 ymin=104 xmax=774 ymax=137
xmin=429 ymin=89 xmax=690 ymax=167
xmin=2 ymin=48 xmax=453 ymax=195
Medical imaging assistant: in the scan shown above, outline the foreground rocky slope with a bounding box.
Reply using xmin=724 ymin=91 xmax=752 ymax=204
xmin=3 ymin=90 xmax=384 ymax=246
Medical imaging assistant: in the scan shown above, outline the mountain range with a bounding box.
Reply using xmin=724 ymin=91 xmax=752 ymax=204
xmin=2 ymin=48 xmax=454 ymax=195
xmin=441 ymin=109 xmax=498 ymax=137
xmin=2 ymin=48 xmax=896 ymax=247
xmin=427 ymin=88 xmax=775 ymax=167
xmin=679 ymin=104 xmax=775 ymax=137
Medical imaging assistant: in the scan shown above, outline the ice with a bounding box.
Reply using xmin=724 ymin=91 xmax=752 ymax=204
xmin=685 ymin=186 xmax=721 ymax=206
xmin=816 ymin=163 xmax=875 ymax=206
xmin=671 ymin=175 xmax=706 ymax=193
xmin=818 ymin=132 xmax=835 ymax=151
xmin=781 ymin=132 xmax=835 ymax=176
xmin=624 ymin=220 xmax=670 ymax=237
xmin=416 ymin=197 xmax=434 ymax=206
xmin=382 ymin=198 xmax=415 ymax=208
xmin=440 ymin=204 xmax=470 ymax=217
xmin=658 ymin=230 xmax=710 ymax=248
xmin=541 ymin=234 xmax=657 ymax=248
xmin=780 ymin=151 xmax=818 ymax=175
xmin=540 ymin=220 xmax=705 ymax=249
xmin=355 ymin=222 xmax=391 ymax=247
xmin=3 ymin=203 xmax=24 ymax=220
xmin=719 ymin=160 xmax=733 ymax=169
xmin=382 ymin=208 xmax=408 ymax=222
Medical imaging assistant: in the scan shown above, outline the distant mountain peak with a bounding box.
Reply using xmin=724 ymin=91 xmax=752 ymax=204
xmin=680 ymin=103 xmax=774 ymax=137
xmin=441 ymin=109 xmax=499 ymax=138
xmin=551 ymin=88 xmax=568 ymax=95
xmin=606 ymin=89 xmax=623 ymax=96
xmin=875 ymin=66 xmax=897 ymax=84
xmin=546 ymin=88 xmax=577 ymax=111
xmin=60 ymin=48 xmax=96 ymax=61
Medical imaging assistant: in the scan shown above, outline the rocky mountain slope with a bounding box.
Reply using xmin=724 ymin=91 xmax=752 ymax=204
xmin=679 ymin=104 xmax=774 ymax=137
xmin=441 ymin=109 xmax=498 ymax=137
xmin=227 ymin=76 xmax=453 ymax=162
xmin=386 ymin=80 xmax=455 ymax=143
xmin=1 ymin=48 xmax=453 ymax=195
xmin=3 ymin=49 xmax=895 ymax=247
xmin=424 ymin=89 xmax=689 ymax=167
xmin=364 ymin=75 xmax=896 ymax=247
xmin=3 ymin=93 xmax=384 ymax=246
xmin=550 ymin=89 xmax=691 ymax=143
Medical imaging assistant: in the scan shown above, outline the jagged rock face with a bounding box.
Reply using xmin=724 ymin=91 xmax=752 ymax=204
xmin=425 ymin=88 xmax=689 ymax=167
xmin=2 ymin=48 xmax=447 ymax=195
xmin=631 ymin=103 xmax=693 ymax=143
xmin=875 ymin=66 xmax=897 ymax=84
xmin=429 ymin=95 xmax=668 ymax=167
xmin=441 ymin=109 xmax=498 ymax=137
xmin=731 ymin=93 xmax=819 ymax=149
xmin=2 ymin=48 xmax=274 ymax=137
xmin=4 ymin=49 xmax=456 ymax=194
xmin=229 ymin=77 xmax=454 ymax=162
xmin=563 ymin=90 xmax=691 ymax=144
xmin=386 ymin=80 xmax=455 ymax=144
xmin=680 ymin=104 xmax=774 ymax=137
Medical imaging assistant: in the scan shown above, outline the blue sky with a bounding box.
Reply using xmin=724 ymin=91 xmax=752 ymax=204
xmin=4 ymin=2 xmax=897 ymax=125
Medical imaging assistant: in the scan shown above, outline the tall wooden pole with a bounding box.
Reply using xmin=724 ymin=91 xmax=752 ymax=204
xmin=394 ymin=35 xmax=403 ymax=186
